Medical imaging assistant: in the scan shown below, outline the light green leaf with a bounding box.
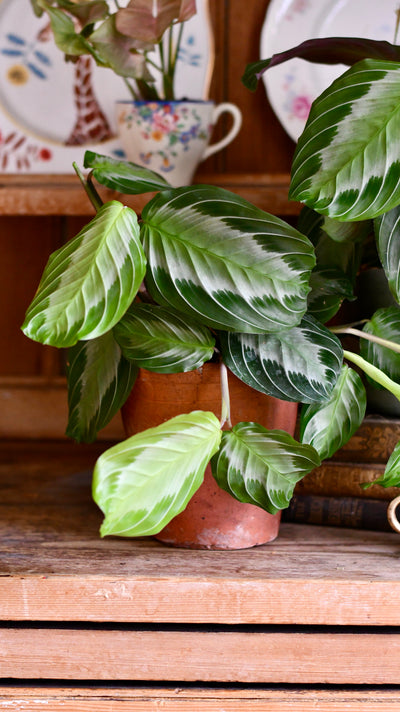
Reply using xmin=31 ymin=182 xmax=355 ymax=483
xmin=84 ymin=151 xmax=171 ymax=194
xmin=219 ymin=314 xmax=343 ymax=403
xmin=41 ymin=5 xmax=93 ymax=56
xmin=365 ymin=440 xmax=400 ymax=488
xmin=290 ymin=59 xmax=400 ymax=220
xmin=66 ymin=332 xmax=138 ymax=443
xmin=299 ymin=365 xmax=366 ymax=460
xmin=22 ymin=201 xmax=146 ymax=348
xmin=375 ymin=206 xmax=400 ymax=302
xmin=360 ymin=306 xmax=400 ymax=388
xmin=141 ymin=186 xmax=315 ymax=334
xmin=211 ymin=423 xmax=320 ymax=514
xmin=114 ymin=303 xmax=215 ymax=373
xmin=93 ymin=411 xmax=222 ymax=537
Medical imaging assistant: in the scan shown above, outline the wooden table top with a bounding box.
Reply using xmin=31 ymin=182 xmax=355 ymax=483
xmin=1 ymin=439 xmax=399 ymax=626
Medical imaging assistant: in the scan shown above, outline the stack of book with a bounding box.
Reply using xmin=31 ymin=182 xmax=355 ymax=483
xmin=284 ymin=417 xmax=400 ymax=532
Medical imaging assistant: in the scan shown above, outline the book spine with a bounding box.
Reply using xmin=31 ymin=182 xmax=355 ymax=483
xmin=283 ymin=494 xmax=392 ymax=531
xmin=295 ymin=462 xmax=400 ymax=500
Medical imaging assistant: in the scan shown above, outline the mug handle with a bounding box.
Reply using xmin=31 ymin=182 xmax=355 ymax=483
xmin=202 ymin=102 xmax=242 ymax=161
xmin=387 ymin=495 xmax=400 ymax=533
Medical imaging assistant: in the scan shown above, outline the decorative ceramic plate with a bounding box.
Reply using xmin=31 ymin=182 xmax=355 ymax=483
xmin=0 ymin=0 xmax=213 ymax=173
xmin=260 ymin=0 xmax=400 ymax=142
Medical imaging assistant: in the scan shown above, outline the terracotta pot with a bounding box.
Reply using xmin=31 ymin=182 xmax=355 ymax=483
xmin=121 ymin=363 xmax=298 ymax=550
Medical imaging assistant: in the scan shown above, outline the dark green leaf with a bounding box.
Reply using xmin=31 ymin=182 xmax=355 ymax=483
xmin=141 ymin=185 xmax=315 ymax=334
xmin=211 ymin=422 xmax=320 ymax=514
xmin=299 ymin=365 xmax=366 ymax=460
xmin=290 ymin=59 xmax=400 ymax=220
xmin=375 ymin=206 xmax=400 ymax=302
xmin=84 ymin=151 xmax=171 ymax=194
xmin=360 ymin=306 xmax=400 ymax=388
xmin=66 ymin=332 xmax=138 ymax=443
xmin=114 ymin=303 xmax=215 ymax=373
xmin=219 ymin=314 xmax=343 ymax=404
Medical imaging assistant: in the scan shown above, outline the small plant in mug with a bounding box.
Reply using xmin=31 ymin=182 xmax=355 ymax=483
xmin=30 ymin=0 xmax=197 ymax=100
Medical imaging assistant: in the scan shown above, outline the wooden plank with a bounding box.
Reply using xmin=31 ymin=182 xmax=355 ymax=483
xmin=0 ymin=174 xmax=296 ymax=215
xmin=1 ymin=440 xmax=400 ymax=626
xmin=0 ymin=686 xmax=399 ymax=711
xmin=0 ymin=628 xmax=399 ymax=683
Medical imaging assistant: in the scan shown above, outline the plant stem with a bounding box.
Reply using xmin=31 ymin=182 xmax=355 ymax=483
xmin=331 ymin=325 xmax=400 ymax=354
xmin=220 ymin=362 xmax=232 ymax=428
xmin=343 ymin=349 xmax=400 ymax=400
xmin=72 ymin=164 xmax=103 ymax=212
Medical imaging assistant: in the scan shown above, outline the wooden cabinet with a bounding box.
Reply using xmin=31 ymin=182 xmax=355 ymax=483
xmin=1 ymin=440 xmax=400 ymax=707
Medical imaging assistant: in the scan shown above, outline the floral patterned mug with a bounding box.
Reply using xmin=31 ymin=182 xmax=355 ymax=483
xmin=115 ymin=100 xmax=242 ymax=186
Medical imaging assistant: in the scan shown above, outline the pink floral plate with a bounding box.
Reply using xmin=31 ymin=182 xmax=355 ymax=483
xmin=260 ymin=0 xmax=400 ymax=142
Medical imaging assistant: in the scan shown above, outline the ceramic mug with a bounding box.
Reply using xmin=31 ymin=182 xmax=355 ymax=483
xmin=115 ymin=100 xmax=242 ymax=187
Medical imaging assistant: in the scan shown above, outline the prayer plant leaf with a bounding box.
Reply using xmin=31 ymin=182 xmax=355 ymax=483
xmin=93 ymin=410 xmax=222 ymax=537
xmin=211 ymin=423 xmax=320 ymax=514
xmin=290 ymin=59 xmax=400 ymax=221
xmin=360 ymin=306 xmax=400 ymax=387
xmin=84 ymin=151 xmax=171 ymax=194
xmin=219 ymin=314 xmax=343 ymax=404
xmin=141 ymin=186 xmax=315 ymax=334
xmin=114 ymin=303 xmax=215 ymax=373
xmin=242 ymin=37 xmax=400 ymax=91
xmin=365 ymin=441 xmax=400 ymax=489
xmin=66 ymin=332 xmax=138 ymax=443
xmin=299 ymin=365 xmax=366 ymax=461
xmin=375 ymin=206 xmax=400 ymax=302
xmin=307 ymin=267 xmax=354 ymax=324
xmin=22 ymin=201 xmax=146 ymax=348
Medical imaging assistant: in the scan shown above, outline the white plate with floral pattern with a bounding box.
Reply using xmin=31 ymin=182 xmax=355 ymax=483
xmin=260 ymin=0 xmax=400 ymax=142
xmin=0 ymin=0 xmax=213 ymax=172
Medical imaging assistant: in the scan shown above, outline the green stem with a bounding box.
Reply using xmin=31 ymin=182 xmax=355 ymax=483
xmin=343 ymin=349 xmax=400 ymax=400
xmin=331 ymin=326 xmax=400 ymax=355
xmin=220 ymin=362 xmax=232 ymax=428
xmin=72 ymin=164 xmax=102 ymax=212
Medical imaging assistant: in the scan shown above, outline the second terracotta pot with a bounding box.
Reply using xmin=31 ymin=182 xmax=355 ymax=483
xmin=121 ymin=363 xmax=298 ymax=549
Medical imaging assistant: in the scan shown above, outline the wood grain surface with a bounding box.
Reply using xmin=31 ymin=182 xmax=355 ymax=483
xmin=1 ymin=440 xmax=400 ymax=626
xmin=0 ymin=687 xmax=399 ymax=711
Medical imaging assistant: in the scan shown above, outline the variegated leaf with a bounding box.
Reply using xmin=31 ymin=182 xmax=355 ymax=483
xmin=114 ymin=303 xmax=215 ymax=373
xmin=211 ymin=423 xmax=320 ymax=514
xmin=290 ymin=59 xmax=400 ymax=221
xmin=365 ymin=440 xmax=400 ymax=488
xmin=66 ymin=332 xmax=138 ymax=443
xmin=375 ymin=206 xmax=400 ymax=302
xmin=299 ymin=365 xmax=366 ymax=461
xmin=93 ymin=411 xmax=222 ymax=537
xmin=141 ymin=186 xmax=315 ymax=333
xmin=84 ymin=151 xmax=171 ymax=194
xmin=22 ymin=201 xmax=146 ymax=348
xmin=360 ymin=306 xmax=400 ymax=386
xmin=219 ymin=314 xmax=343 ymax=403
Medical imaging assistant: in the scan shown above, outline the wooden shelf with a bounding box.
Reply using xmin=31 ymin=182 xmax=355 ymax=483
xmin=1 ymin=439 xmax=400 ymax=690
xmin=0 ymin=173 xmax=299 ymax=216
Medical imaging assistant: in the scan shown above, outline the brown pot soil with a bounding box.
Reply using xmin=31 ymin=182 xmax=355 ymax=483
xmin=121 ymin=363 xmax=298 ymax=550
